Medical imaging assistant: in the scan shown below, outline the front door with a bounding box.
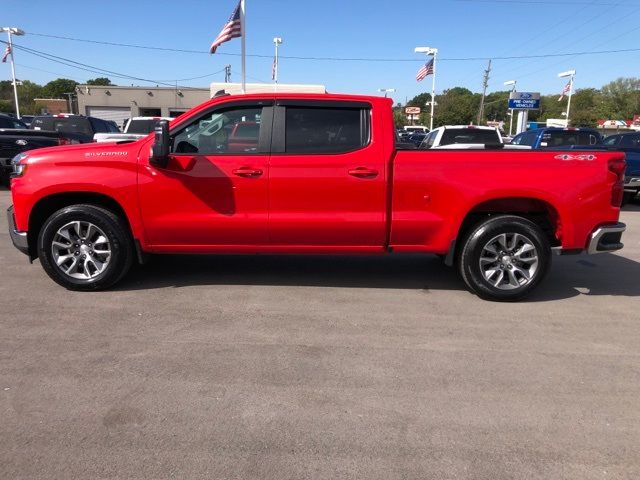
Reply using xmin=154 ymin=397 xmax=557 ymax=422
xmin=138 ymin=102 xmax=273 ymax=249
xmin=268 ymin=101 xmax=387 ymax=249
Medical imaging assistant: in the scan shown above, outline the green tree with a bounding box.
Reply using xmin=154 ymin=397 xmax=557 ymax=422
xmin=42 ymin=78 xmax=78 ymax=98
xmin=483 ymin=91 xmax=511 ymax=123
xmin=601 ymin=77 xmax=640 ymax=119
xmin=0 ymin=99 xmax=14 ymax=114
xmin=86 ymin=77 xmax=114 ymax=86
xmin=432 ymin=87 xmax=480 ymax=127
xmin=393 ymin=108 xmax=408 ymax=128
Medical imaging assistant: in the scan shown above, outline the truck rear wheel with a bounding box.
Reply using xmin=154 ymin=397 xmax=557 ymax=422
xmin=38 ymin=205 xmax=133 ymax=291
xmin=458 ymin=215 xmax=551 ymax=301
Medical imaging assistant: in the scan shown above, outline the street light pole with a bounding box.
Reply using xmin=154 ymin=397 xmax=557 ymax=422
xmin=504 ymin=80 xmax=517 ymax=137
xmin=415 ymin=46 xmax=438 ymax=130
xmin=273 ymin=37 xmax=282 ymax=84
xmin=378 ymin=88 xmax=395 ymax=98
xmin=2 ymin=27 xmax=25 ymax=119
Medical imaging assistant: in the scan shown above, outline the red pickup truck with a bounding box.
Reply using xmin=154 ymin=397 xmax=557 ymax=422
xmin=7 ymin=93 xmax=627 ymax=301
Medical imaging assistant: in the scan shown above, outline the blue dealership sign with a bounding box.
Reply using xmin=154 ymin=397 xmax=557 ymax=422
xmin=508 ymin=92 xmax=541 ymax=110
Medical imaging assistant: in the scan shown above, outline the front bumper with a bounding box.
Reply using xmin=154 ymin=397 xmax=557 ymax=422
xmin=6 ymin=206 xmax=29 ymax=256
xmin=586 ymin=222 xmax=626 ymax=254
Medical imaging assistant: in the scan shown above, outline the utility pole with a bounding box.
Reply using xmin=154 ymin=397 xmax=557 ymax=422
xmin=1 ymin=27 xmax=25 ymax=119
xmin=477 ymin=59 xmax=492 ymax=126
xmin=224 ymin=65 xmax=231 ymax=83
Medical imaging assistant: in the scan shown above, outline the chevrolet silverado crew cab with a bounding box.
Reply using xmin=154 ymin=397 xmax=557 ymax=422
xmin=7 ymin=93 xmax=627 ymax=301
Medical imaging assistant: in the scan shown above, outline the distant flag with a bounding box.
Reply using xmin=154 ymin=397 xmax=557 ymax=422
xmin=210 ymin=1 xmax=242 ymax=54
xmin=1 ymin=44 xmax=11 ymax=63
xmin=558 ymin=81 xmax=571 ymax=101
xmin=416 ymin=59 xmax=434 ymax=82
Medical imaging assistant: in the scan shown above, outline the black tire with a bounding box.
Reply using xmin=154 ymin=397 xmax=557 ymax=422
xmin=38 ymin=204 xmax=133 ymax=291
xmin=457 ymin=215 xmax=551 ymax=301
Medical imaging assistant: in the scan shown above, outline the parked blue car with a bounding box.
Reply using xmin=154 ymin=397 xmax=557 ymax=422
xmin=511 ymin=127 xmax=602 ymax=149
xmin=602 ymin=132 xmax=640 ymax=204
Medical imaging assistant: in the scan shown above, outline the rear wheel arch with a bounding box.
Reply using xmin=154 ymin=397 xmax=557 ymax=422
xmin=450 ymin=197 xmax=561 ymax=254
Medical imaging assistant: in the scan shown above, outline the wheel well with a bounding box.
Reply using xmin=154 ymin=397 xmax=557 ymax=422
xmin=27 ymin=192 xmax=132 ymax=259
xmin=458 ymin=198 xmax=561 ymax=247
xmin=443 ymin=197 xmax=561 ymax=266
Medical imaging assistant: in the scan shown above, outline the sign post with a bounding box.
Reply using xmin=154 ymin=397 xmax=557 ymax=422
xmin=508 ymin=92 xmax=540 ymax=135
xmin=405 ymin=106 xmax=421 ymax=125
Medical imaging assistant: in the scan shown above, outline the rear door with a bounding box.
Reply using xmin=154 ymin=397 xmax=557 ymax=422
xmin=268 ymin=100 xmax=387 ymax=248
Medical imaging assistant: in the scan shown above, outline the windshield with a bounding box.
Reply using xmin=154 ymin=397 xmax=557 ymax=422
xmin=440 ymin=128 xmax=500 ymax=145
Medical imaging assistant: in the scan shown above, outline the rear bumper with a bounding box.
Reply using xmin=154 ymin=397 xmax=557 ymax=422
xmin=6 ymin=206 xmax=29 ymax=256
xmin=624 ymin=176 xmax=640 ymax=192
xmin=586 ymin=222 xmax=626 ymax=254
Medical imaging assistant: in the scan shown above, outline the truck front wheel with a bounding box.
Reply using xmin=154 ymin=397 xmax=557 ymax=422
xmin=458 ymin=215 xmax=551 ymax=301
xmin=38 ymin=205 xmax=133 ymax=291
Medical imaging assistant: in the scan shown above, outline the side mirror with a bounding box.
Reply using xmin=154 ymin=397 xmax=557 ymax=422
xmin=150 ymin=120 xmax=170 ymax=168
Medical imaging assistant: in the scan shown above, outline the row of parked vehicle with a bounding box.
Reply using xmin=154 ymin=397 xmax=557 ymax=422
xmin=0 ymin=113 xmax=169 ymax=185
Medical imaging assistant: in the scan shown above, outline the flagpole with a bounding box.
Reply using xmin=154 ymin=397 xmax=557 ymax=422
xmin=430 ymin=49 xmax=438 ymax=131
xmin=566 ymin=73 xmax=574 ymax=127
xmin=240 ymin=0 xmax=246 ymax=94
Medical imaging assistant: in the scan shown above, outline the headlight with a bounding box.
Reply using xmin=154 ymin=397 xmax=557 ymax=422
xmin=11 ymin=152 xmax=29 ymax=177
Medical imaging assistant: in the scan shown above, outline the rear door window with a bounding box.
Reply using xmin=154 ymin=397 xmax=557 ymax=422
xmin=284 ymin=107 xmax=369 ymax=154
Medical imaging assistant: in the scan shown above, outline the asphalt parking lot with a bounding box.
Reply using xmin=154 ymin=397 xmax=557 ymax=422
xmin=1 ymin=186 xmax=639 ymax=479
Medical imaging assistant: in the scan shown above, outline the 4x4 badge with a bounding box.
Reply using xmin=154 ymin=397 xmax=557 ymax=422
xmin=554 ymin=154 xmax=597 ymax=161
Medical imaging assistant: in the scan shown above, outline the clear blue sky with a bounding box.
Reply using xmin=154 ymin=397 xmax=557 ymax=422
xmin=2 ymin=0 xmax=640 ymax=103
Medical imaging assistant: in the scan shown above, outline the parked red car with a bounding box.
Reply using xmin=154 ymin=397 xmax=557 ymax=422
xmin=7 ymin=92 xmax=626 ymax=300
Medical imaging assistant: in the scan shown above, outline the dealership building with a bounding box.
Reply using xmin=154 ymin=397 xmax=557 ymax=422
xmin=74 ymin=82 xmax=326 ymax=126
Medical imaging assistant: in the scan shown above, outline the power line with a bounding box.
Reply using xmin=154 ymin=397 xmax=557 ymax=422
xmin=17 ymin=33 xmax=640 ymax=62
xmin=454 ymin=0 xmax=640 ymax=4
xmin=4 ymin=41 xmax=223 ymax=88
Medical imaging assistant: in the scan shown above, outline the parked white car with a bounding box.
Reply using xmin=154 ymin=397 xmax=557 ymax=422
xmin=420 ymin=125 xmax=531 ymax=150
xmin=93 ymin=117 xmax=172 ymax=143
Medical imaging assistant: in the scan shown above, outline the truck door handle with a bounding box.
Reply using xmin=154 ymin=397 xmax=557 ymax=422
xmin=232 ymin=167 xmax=263 ymax=177
xmin=348 ymin=167 xmax=378 ymax=178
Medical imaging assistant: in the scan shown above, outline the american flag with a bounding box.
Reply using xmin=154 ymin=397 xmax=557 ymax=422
xmin=558 ymin=81 xmax=571 ymax=101
xmin=210 ymin=1 xmax=242 ymax=54
xmin=1 ymin=44 xmax=11 ymax=63
xmin=416 ymin=59 xmax=434 ymax=82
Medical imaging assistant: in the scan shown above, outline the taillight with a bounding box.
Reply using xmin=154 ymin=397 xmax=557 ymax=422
xmin=608 ymin=156 xmax=626 ymax=207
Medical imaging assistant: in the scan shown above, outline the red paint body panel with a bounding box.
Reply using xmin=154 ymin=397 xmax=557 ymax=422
xmin=9 ymin=92 xmax=623 ymax=258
